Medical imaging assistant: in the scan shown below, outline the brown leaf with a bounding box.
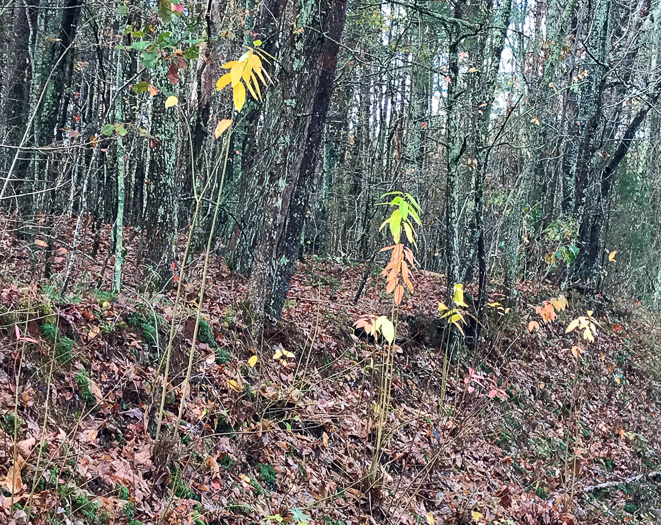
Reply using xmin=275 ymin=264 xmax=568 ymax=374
xmin=1 ymin=456 xmax=25 ymax=494
xmin=15 ymin=438 xmax=35 ymax=459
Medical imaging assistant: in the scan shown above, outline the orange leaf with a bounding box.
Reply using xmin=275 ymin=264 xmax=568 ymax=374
xmin=394 ymin=285 xmax=404 ymax=305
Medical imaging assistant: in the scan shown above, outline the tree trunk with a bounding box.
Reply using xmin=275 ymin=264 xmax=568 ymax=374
xmin=244 ymin=0 xmax=349 ymax=327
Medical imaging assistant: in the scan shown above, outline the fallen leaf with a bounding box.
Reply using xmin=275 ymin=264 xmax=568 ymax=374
xmin=214 ymin=119 xmax=232 ymax=139
xmin=1 ymin=456 xmax=25 ymax=494
xmin=165 ymin=95 xmax=178 ymax=108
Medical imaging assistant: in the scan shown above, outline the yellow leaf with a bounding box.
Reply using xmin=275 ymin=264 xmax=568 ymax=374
xmin=282 ymin=349 xmax=295 ymax=358
xmin=221 ymin=60 xmax=239 ymax=69
xmin=214 ymin=119 xmax=232 ymax=139
xmin=566 ymin=318 xmax=580 ymax=333
xmin=375 ymin=316 xmax=395 ymax=344
xmin=165 ymin=95 xmax=178 ymax=108
xmin=250 ymin=53 xmax=266 ymax=85
xmin=468 ymin=67 xmax=479 ymax=73
xmin=530 ymin=118 xmax=540 ymax=125
xmin=216 ymin=72 xmax=231 ymax=91
xmin=273 ymin=351 xmax=283 ymax=360
xmin=471 ymin=510 xmax=484 ymax=522
xmin=227 ymin=380 xmax=241 ymax=392
xmin=233 ymin=81 xmax=246 ymax=112
xmin=438 ymin=302 xmax=449 ymax=312
xmin=571 ymin=345 xmax=582 ymax=358
xmin=614 ymin=376 xmax=621 ymax=384
xmin=453 ymin=283 xmax=468 ymax=307
xmin=230 ymin=62 xmax=244 ymax=87
xmin=528 ymin=321 xmax=540 ymax=332
xmin=608 ymin=250 xmax=617 ymax=262
xmin=550 ymin=296 xmax=568 ymax=311
xmin=427 ymin=513 xmax=435 ymax=525
xmin=250 ymin=71 xmax=262 ymax=100
xmin=248 ymin=355 xmax=258 ymax=367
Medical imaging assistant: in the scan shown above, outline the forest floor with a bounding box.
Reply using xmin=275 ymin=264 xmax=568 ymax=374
xmin=1 ymin=214 xmax=661 ymax=525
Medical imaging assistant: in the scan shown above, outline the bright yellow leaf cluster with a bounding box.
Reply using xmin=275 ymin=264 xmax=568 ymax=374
xmin=216 ymin=48 xmax=271 ymax=112
xmin=438 ymin=284 xmax=475 ymax=335
xmin=566 ymin=310 xmax=599 ymax=342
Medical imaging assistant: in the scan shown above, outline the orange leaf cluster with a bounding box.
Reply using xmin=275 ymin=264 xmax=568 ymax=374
xmin=380 ymin=243 xmax=415 ymax=305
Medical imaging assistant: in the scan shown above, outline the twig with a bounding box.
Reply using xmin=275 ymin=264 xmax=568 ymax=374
xmin=584 ymin=471 xmax=661 ymax=492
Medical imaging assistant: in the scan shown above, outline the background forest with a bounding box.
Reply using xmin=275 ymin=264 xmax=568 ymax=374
xmin=1 ymin=0 xmax=661 ymax=523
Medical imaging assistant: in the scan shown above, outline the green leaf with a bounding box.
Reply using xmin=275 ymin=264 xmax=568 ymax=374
xmin=101 ymin=124 xmax=115 ymax=136
xmin=389 ymin=210 xmax=402 ymax=243
xmin=133 ymin=81 xmax=150 ymax=94
xmin=291 ymin=508 xmax=311 ymax=524
xmin=141 ymin=51 xmax=158 ymax=68
xmin=408 ymin=208 xmax=421 ymax=226
xmin=399 ymin=199 xmax=408 ymax=221
xmin=406 ymin=193 xmax=422 ymax=212
xmin=115 ymin=124 xmax=128 ymax=137
xmin=158 ymin=0 xmax=172 ymax=22
xmin=403 ymin=222 xmax=415 ymax=244
xmin=129 ymin=40 xmax=152 ymax=51
xmin=183 ymin=45 xmax=199 ymax=60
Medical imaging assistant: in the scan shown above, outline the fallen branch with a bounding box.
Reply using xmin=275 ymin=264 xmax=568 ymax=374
xmin=584 ymin=471 xmax=661 ymax=492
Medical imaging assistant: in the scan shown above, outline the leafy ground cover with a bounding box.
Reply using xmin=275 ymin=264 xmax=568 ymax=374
xmin=1 ymin=215 xmax=660 ymax=524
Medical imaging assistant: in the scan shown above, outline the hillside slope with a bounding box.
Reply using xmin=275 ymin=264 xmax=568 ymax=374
xmin=1 ymin=217 xmax=661 ymax=524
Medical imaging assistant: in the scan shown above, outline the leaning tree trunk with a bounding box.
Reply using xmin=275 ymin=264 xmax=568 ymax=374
xmin=265 ymin=0 xmax=348 ymax=317
xmin=244 ymin=0 xmax=349 ymax=327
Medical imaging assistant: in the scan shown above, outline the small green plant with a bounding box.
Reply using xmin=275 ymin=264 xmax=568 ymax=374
xmin=215 ymin=347 xmax=232 ymax=364
xmin=76 ymin=369 xmax=95 ymax=405
xmin=258 ymin=462 xmax=277 ymax=488
xmin=172 ymin=467 xmax=200 ymax=501
xmin=228 ymin=501 xmax=253 ymax=516
xmin=198 ymin=318 xmax=218 ymax=348
xmin=219 ymin=454 xmax=236 ymax=470
xmin=127 ymin=309 xmax=164 ymax=345
xmin=92 ymin=288 xmax=118 ymax=304
xmin=222 ymin=306 xmax=235 ymax=325
xmin=116 ymin=483 xmax=130 ymax=500
xmin=41 ymin=323 xmax=74 ymax=363
xmin=123 ymin=501 xmax=144 ymax=525
xmin=0 ymin=412 xmax=24 ymax=435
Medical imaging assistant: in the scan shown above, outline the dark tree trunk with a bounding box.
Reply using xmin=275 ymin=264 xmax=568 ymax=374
xmin=244 ymin=0 xmax=349 ymax=325
xmin=266 ymin=0 xmax=348 ymax=317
